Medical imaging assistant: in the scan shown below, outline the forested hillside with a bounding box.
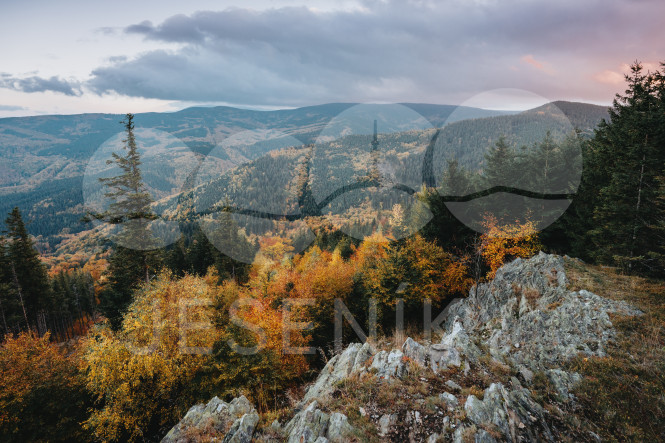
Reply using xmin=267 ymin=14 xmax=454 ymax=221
xmin=0 ymin=102 xmax=604 ymax=251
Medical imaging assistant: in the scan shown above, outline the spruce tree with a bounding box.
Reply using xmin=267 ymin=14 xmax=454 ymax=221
xmin=93 ymin=114 xmax=162 ymax=329
xmin=483 ymin=136 xmax=516 ymax=188
xmin=3 ymin=207 xmax=51 ymax=329
xmin=586 ymin=62 xmax=665 ymax=275
xmin=420 ymin=160 xmax=477 ymax=251
xmin=0 ymin=237 xmax=13 ymax=335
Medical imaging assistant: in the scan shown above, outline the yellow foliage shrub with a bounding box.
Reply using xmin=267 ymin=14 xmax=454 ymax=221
xmin=81 ymin=272 xmax=219 ymax=442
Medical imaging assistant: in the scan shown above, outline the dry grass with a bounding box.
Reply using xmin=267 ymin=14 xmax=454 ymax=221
xmin=390 ymin=327 xmax=408 ymax=349
xmin=523 ymin=286 xmax=541 ymax=307
xmin=511 ymin=281 xmax=541 ymax=308
xmin=556 ymin=258 xmax=665 ymax=442
xmin=319 ymin=361 xmax=468 ymax=442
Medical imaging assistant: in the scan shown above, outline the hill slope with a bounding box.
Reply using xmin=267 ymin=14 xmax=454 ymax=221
xmin=0 ymin=101 xmax=608 ymax=252
xmin=163 ymin=253 xmax=664 ymax=442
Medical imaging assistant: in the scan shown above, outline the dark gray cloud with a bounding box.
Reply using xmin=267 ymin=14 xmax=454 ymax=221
xmin=89 ymin=0 xmax=665 ymax=106
xmin=0 ymin=74 xmax=82 ymax=96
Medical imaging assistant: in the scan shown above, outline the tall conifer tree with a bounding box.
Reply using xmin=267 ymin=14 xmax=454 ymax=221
xmin=3 ymin=207 xmax=51 ymax=329
xmin=586 ymin=62 xmax=665 ymax=275
xmin=93 ymin=114 xmax=162 ymax=329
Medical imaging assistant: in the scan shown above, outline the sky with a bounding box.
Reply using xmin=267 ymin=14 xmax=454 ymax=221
xmin=0 ymin=0 xmax=663 ymax=118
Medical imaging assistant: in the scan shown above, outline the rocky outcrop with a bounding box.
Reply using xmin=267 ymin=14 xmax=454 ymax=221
xmin=164 ymin=253 xmax=641 ymax=442
xmin=161 ymin=396 xmax=259 ymax=443
xmin=302 ymin=342 xmax=373 ymax=403
xmin=445 ymin=253 xmax=640 ymax=369
xmin=444 ymin=252 xmax=641 ymax=399
xmin=281 ymin=401 xmax=354 ymax=443
xmin=291 ymin=253 xmax=641 ymax=442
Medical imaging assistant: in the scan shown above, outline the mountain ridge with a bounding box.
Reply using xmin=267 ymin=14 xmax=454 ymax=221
xmin=0 ymin=101 xmax=608 ymax=251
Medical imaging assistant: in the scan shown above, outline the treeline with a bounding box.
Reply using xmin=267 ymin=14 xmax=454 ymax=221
xmin=0 ymin=207 xmax=96 ymax=341
xmin=421 ymin=62 xmax=665 ymax=278
xmin=0 ymin=176 xmax=91 ymax=248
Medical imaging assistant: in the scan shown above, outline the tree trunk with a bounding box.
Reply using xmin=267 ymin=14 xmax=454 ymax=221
xmin=0 ymin=296 xmax=8 ymax=335
xmin=629 ymin=152 xmax=647 ymax=269
xmin=10 ymin=263 xmax=29 ymax=329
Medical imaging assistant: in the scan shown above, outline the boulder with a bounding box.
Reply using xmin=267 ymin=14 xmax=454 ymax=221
xmin=283 ymin=401 xmax=354 ymax=443
xmin=370 ymin=349 xmax=406 ymax=379
xmin=443 ymin=252 xmax=641 ymax=396
xmin=464 ymin=382 xmax=554 ymax=442
xmin=377 ymin=413 xmax=398 ymax=437
xmin=161 ymin=396 xmax=258 ymax=443
xmin=302 ymin=342 xmax=373 ymax=403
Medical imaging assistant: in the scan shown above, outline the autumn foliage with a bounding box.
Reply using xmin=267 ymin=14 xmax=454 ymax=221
xmin=211 ymin=279 xmax=310 ymax=411
xmin=0 ymin=332 xmax=91 ymax=442
xmin=359 ymin=233 xmax=472 ymax=306
xmin=1 ymin=223 xmax=484 ymax=442
xmin=479 ymin=215 xmax=541 ymax=279
xmin=81 ymin=273 xmax=220 ymax=442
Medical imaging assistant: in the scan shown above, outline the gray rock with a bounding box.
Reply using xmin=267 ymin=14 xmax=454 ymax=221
xmin=439 ymin=392 xmax=458 ymax=410
xmin=442 ymin=415 xmax=450 ymax=429
xmin=223 ymin=410 xmax=259 ymax=443
xmin=353 ymin=341 xmax=374 ymax=370
xmin=440 ymin=318 xmax=481 ymax=361
xmin=443 ymin=252 xmax=642 ymax=398
xmin=302 ymin=342 xmax=373 ymax=403
xmin=430 ymin=342 xmax=461 ymax=370
xmin=403 ymin=337 xmax=428 ymax=366
xmin=474 ymin=429 xmax=498 ymax=443
xmin=546 ymin=368 xmax=582 ymax=399
xmin=284 ymin=401 xmax=330 ymax=443
xmin=452 ymin=426 xmax=466 ymax=443
xmin=465 ymin=396 xmax=492 ymax=427
xmin=377 ymin=413 xmax=397 ymax=437
xmin=445 ymin=380 xmax=462 ymax=391
xmin=370 ymin=349 xmax=406 ymax=379
xmin=327 ymin=412 xmax=353 ymax=442
xmin=162 ymin=395 xmax=258 ymax=443
xmin=284 ymin=402 xmax=355 ymax=443
xmin=464 ymin=384 xmax=509 ymax=437
xmin=463 ymin=382 xmax=555 ymax=442
xmin=445 ymin=253 xmax=641 ymax=369
xmin=517 ymin=366 xmax=534 ymax=384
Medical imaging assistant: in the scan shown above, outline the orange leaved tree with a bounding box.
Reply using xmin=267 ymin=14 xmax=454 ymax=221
xmin=0 ymin=332 xmax=92 ymax=442
xmin=479 ymin=214 xmax=541 ymax=279
xmin=211 ymin=279 xmax=310 ymax=412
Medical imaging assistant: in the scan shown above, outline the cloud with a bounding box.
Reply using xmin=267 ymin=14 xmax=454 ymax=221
xmin=125 ymin=20 xmax=156 ymax=36
xmin=0 ymin=105 xmax=26 ymax=111
xmin=67 ymin=0 xmax=665 ymax=106
xmin=95 ymin=26 xmax=120 ymax=35
xmin=521 ymin=55 xmax=544 ymax=70
xmin=0 ymin=74 xmax=82 ymax=96
xmin=521 ymin=54 xmax=556 ymax=76
xmin=593 ymin=69 xmax=625 ymax=85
